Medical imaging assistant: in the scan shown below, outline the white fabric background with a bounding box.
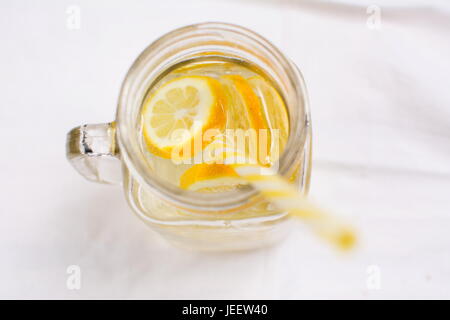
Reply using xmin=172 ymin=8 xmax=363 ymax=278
xmin=1 ymin=0 xmax=449 ymax=299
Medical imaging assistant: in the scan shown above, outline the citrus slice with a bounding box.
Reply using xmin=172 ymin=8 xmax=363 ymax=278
xmin=221 ymin=74 xmax=266 ymax=132
xmin=142 ymin=76 xmax=226 ymax=159
xmin=180 ymin=164 xmax=246 ymax=192
xmin=247 ymin=75 xmax=289 ymax=162
xmin=220 ymin=74 xmax=271 ymax=166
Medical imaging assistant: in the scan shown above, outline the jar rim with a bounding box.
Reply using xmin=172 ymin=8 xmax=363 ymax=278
xmin=116 ymin=22 xmax=310 ymax=213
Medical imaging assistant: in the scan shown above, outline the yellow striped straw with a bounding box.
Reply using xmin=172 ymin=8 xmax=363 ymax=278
xmin=200 ymin=136 xmax=356 ymax=251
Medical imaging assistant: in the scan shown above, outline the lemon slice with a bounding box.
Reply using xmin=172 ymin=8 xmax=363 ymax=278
xmin=220 ymin=74 xmax=271 ymax=166
xmin=180 ymin=164 xmax=246 ymax=192
xmin=142 ymin=76 xmax=225 ymax=159
xmin=247 ymin=75 xmax=289 ymax=162
xmin=221 ymin=74 xmax=267 ymax=132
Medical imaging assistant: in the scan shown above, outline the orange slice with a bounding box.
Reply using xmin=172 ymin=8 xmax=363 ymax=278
xmin=142 ymin=76 xmax=225 ymax=160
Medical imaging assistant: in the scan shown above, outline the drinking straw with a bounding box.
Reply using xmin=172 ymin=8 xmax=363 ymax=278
xmin=200 ymin=136 xmax=356 ymax=250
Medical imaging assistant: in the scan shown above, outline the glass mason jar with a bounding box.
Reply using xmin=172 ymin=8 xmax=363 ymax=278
xmin=66 ymin=22 xmax=312 ymax=251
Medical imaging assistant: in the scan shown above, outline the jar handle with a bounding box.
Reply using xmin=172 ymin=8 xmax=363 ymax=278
xmin=66 ymin=122 xmax=122 ymax=184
